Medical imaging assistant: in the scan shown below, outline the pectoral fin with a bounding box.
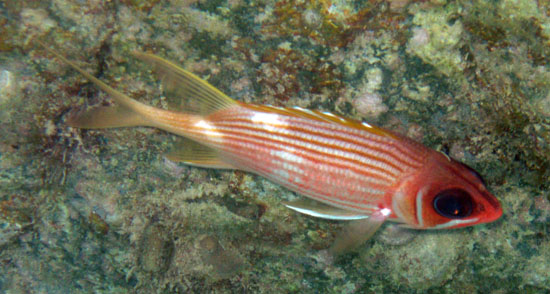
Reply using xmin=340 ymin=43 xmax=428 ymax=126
xmin=329 ymin=210 xmax=388 ymax=256
xmin=283 ymin=199 xmax=369 ymax=220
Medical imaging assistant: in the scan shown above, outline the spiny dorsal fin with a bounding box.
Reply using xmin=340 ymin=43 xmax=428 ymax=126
xmin=132 ymin=52 xmax=238 ymax=115
xmin=248 ymin=105 xmax=397 ymax=139
xmin=166 ymin=137 xmax=234 ymax=169
xmin=286 ymin=107 xmax=396 ymax=138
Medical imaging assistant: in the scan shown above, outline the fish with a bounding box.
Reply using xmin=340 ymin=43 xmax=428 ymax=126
xmin=41 ymin=45 xmax=502 ymax=254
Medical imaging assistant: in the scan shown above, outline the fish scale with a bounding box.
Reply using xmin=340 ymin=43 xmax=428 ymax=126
xmin=222 ymin=107 xmax=427 ymax=168
xmin=123 ymin=103 xmax=413 ymax=213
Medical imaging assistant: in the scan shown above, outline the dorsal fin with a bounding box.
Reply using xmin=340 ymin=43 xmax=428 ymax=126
xmin=132 ymin=52 xmax=238 ymax=115
xmin=247 ymin=105 xmax=397 ymax=139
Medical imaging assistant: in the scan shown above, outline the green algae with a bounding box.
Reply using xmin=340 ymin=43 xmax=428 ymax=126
xmin=1 ymin=0 xmax=549 ymax=293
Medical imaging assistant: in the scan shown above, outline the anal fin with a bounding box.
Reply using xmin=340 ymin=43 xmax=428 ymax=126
xmin=166 ymin=137 xmax=234 ymax=169
xmin=283 ymin=198 xmax=369 ymax=220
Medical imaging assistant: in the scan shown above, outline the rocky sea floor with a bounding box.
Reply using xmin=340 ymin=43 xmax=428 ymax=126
xmin=1 ymin=0 xmax=550 ymax=293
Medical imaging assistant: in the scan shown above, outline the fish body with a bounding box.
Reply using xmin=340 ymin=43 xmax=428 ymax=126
xmin=43 ymin=47 xmax=502 ymax=251
xmin=146 ymin=102 xmax=501 ymax=230
xmin=153 ymin=104 xmax=425 ymax=221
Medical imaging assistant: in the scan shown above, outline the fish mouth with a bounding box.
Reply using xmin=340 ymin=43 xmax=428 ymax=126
xmin=478 ymin=189 xmax=503 ymax=223
xmin=481 ymin=197 xmax=503 ymax=224
xmin=488 ymin=204 xmax=503 ymax=222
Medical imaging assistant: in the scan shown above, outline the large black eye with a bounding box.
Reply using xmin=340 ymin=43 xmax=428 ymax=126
xmin=433 ymin=189 xmax=473 ymax=218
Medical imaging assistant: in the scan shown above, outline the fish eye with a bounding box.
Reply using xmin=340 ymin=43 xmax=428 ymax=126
xmin=433 ymin=189 xmax=473 ymax=219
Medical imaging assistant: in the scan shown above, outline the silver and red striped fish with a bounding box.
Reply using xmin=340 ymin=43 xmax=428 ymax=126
xmin=44 ymin=47 xmax=502 ymax=253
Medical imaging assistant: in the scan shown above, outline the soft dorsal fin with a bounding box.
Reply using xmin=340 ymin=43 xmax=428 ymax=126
xmin=166 ymin=137 xmax=234 ymax=169
xmin=132 ymin=52 xmax=238 ymax=115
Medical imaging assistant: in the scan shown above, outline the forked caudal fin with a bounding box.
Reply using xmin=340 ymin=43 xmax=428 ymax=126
xmin=40 ymin=42 xmax=154 ymax=129
xmin=40 ymin=41 xmax=239 ymax=167
xmin=40 ymin=42 xmax=238 ymax=129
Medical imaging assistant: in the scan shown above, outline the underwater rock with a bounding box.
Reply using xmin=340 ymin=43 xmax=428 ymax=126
xmin=0 ymin=195 xmax=34 ymax=247
xmin=20 ymin=8 xmax=56 ymax=34
xmin=407 ymin=5 xmax=466 ymax=77
xmin=376 ymin=224 xmax=416 ymax=246
xmin=522 ymin=239 xmax=550 ymax=290
xmin=377 ymin=231 xmax=462 ymax=290
xmin=353 ymin=91 xmax=388 ymax=119
xmin=196 ymin=235 xmax=245 ymax=280
xmin=408 ymin=27 xmax=430 ymax=50
xmin=0 ymin=69 xmax=16 ymax=105
xmin=139 ymin=223 xmax=174 ymax=273
xmin=73 ymin=180 xmax=122 ymax=226
xmin=534 ymin=93 xmax=550 ymax=117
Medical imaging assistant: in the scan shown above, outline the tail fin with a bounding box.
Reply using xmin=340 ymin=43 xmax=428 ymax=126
xmin=40 ymin=42 xmax=152 ymax=129
xmin=42 ymin=43 xmax=243 ymax=168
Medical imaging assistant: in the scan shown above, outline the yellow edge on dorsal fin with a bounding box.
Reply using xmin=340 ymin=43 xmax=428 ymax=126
xmin=246 ymin=104 xmax=398 ymax=139
xmin=132 ymin=52 xmax=239 ymax=115
xmin=166 ymin=137 xmax=234 ymax=169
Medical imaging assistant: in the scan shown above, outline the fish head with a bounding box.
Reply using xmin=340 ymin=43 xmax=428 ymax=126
xmin=393 ymin=152 xmax=502 ymax=230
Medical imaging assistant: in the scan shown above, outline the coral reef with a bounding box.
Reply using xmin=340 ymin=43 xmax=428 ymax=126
xmin=1 ymin=0 xmax=549 ymax=293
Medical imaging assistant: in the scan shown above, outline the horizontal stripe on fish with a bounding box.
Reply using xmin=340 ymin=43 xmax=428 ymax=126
xmin=217 ymin=121 xmax=409 ymax=177
xmin=263 ymin=155 xmax=390 ymax=197
xmin=220 ymin=107 xmax=426 ymax=162
xmin=215 ymin=111 xmax=426 ymax=169
xmin=212 ymin=122 xmax=406 ymax=178
xmin=232 ymin=154 xmax=386 ymax=212
xmin=216 ymin=134 xmax=396 ymax=200
xmin=215 ymin=129 xmax=400 ymax=183
xmin=282 ymin=182 xmax=384 ymax=213
xmin=218 ymin=136 xmax=392 ymax=190
xmin=152 ymin=107 xmax=426 ymax=175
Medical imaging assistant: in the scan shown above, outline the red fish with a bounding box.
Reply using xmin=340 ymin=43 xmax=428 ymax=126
xmin=43 ymin=47 xmax=502 ymax=253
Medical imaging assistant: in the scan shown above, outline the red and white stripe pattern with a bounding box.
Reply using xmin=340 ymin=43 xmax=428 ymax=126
xmin=171 ymin=104 xmax=431 ymax=217
xmin=47 ymin=47 xmax=502 ymax=231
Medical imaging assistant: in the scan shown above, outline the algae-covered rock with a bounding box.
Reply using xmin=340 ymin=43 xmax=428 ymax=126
xmin=383 ymin=232 xmax=462 ymax=290
xmin=139 ymin=223 xmax=174 ymax=273
xmin=1 ymin=0 xmax=550 ymax=293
